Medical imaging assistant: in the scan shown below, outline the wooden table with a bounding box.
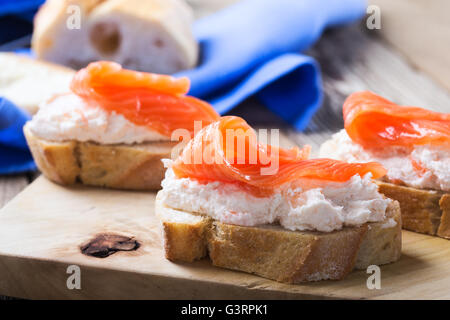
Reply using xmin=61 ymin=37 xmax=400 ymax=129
xmin=1 ymin=1 xmax=450 ymax=300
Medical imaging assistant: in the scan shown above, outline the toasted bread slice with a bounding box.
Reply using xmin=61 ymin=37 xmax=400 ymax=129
xmin=377 ymin=182 xmax=450 ymax=239
xmin=156 ymin=193 xmax=402 ymax=283
xmin=24 ymin=124 xmax=177 ymax=190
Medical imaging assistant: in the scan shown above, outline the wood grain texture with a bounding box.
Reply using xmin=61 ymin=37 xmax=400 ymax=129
xmin=0 ymin=177 xmax=449 ymax=300
xmin=0 ymin=176 xmax=28 ymax=209
xmin=0 ymin=176 xmax=29 ymax=300
xmin=370 ymin=0 xmax=450 ymax=92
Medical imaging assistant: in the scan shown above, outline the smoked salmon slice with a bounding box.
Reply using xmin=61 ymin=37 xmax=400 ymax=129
xmin=70 ymin=61 xmax=219 ymax=137
xmin=172 ymin=116 xmax=386 ymax=196
xmin=344 ymin=91 xmax=450 ymax=150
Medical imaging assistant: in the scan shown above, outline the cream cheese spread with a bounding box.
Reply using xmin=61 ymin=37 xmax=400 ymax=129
xmin=27 ymin=93 xmax=170 ymax=144
xmin=320 ymin=130 xmax=450 ymax=192
xmin=159 ymin=162 xmax=391 ymax=233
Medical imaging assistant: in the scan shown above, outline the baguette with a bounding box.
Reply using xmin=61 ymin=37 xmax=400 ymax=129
xmin=32 ymin=0 xmax=198 ymax=74
xmin=156 ymin=194 xmax=402 ymax=283
xmin=0 ymin=53 xmax=74 ymax=114
xmin=24 ymin=124 xmax=177 ymax=190
xmin=377 ymin=181 xmax=450 ymax=239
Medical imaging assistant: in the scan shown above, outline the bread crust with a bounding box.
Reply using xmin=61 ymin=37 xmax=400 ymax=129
xmin=437 ymin=195 xmax=450 ymax=238
xmin=377 ymin=182 xmax=450 ymax=239
xmin=24 ymin=124 xmax=177 ymax=190
xmin=163 ymin=215 xmax=212 ymax=262
xmin=156 ymin=194 xmax=402 ymax=283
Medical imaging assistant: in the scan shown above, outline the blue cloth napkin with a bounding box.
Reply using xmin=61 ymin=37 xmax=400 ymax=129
xmin=177 ymin=0 xmax=366 ymax=129
xmin=0 ymin=0 xmax=43 ymax=19
xmin=0 ymin=0 xmax=366 ymax=174
xmin=0 ymin=0 xmax=43 ymax=44
xmin=0 ymin=98 xmax=36 ymax=174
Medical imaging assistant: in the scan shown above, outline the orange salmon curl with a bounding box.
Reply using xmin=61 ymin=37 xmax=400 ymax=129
xmin=344 ymin=91 xmax=450 ymax=151
xmin=70 ymin=61 xmax=219 ymax=138
xmin=172 ymin=116 xmax=387 ymax=197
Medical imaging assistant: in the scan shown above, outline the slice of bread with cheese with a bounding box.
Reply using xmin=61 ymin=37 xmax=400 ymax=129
xmin=156 ymin=193 xmax=402 ymax=283
xmin=377 ymin=182 xmax=450 ymax=239
xmin=320 ymin=134 xmax=450 ymax=240
xmin=24 ymin=124 xmax=177 ymax=190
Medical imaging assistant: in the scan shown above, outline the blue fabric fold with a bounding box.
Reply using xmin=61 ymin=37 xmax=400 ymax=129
xmin=177 ymin=0 xmax=366 ymax=129
xmin=0 ymin=0 xmax=366 ymax=174
xmin=0 ymin=0 xmax=43 ymax=24
xmin=0 ymin=0 xmax=43 ymax=18
xmin=0 ymin=98 xmax=36 ymax=174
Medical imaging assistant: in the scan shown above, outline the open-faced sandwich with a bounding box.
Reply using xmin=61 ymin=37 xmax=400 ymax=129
xmin=24 ymin=61 xmax=219 ymax=190
xmin=156 ymin=116 xmax=401 ymax=283
xmin=320 ymin=91 xmax=450 ymax=239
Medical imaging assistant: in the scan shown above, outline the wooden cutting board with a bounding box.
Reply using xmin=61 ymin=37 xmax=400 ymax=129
xmin=0 ymin=177 xmax=449 ymax=300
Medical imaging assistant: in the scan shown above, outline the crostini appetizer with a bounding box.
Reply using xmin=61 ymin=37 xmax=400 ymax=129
xmin=24 ymin=61 xmax=219 ymax=190
xmin=156 ymin=116 xmax=401 ymax=283
xmin=320 ymin=91 xmax=450 ymax=239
